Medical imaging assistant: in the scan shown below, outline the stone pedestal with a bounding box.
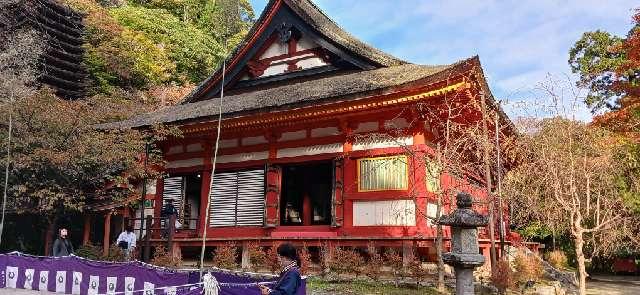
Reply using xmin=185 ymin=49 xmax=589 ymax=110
xmin=438 ymin=192 xmax=489 ymax=295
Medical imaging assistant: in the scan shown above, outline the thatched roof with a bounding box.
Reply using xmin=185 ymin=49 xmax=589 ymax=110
xmin=98 ymin=60 xmax=473 ymax=130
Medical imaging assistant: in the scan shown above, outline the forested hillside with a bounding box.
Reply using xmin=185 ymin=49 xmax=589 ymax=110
xmin=64 ymin=0 xmax=254 ymax=102
xmin=0 ymin=0 xmax=254 ymax=253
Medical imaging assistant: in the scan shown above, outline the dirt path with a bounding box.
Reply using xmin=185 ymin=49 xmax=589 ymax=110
xmin=587 ymin=276 xmax=640 ymax=295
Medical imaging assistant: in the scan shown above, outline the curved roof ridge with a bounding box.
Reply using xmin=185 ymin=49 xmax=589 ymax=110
xmin=287 ymin=0 xmax=406 ymax=67
xmin=181 ymin=0 xmax=407 ymax=104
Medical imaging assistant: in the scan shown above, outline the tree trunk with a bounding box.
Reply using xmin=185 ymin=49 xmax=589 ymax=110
xmin=574 ymin=223 xmax=587 ymax=295
xmin=436 ymin=222 xmax=445 ymax=292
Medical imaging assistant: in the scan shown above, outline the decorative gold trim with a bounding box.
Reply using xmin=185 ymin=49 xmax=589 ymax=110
xmin=183 ymin=82 xmax=468 ymax=134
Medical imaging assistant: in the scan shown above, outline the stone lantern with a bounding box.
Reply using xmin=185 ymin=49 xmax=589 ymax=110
xmin=438 ymin=192 xmax=489 ymax=295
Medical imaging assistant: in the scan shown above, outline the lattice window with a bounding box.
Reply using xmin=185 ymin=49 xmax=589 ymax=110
xmin=357 ymin=156 xmax=408 ymax=192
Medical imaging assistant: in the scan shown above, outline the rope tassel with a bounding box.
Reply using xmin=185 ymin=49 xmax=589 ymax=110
xmin=203 ymin=272 xmax=220 ymax=295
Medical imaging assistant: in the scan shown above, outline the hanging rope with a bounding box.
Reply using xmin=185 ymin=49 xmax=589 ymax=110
xmin=0 ymin=96 xmax=13 ymax=247
xmin=199 ymin=0 xmax=231 ymax=279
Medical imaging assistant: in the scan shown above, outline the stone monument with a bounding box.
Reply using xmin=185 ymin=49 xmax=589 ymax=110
xmin=438 ymin=192 xmax=489 ymax=295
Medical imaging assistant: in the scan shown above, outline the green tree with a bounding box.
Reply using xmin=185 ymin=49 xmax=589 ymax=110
xmin=569 ymin=31 xmax=626 ymax=111
xmin=109 ymin=5 xmax=222 ymax=82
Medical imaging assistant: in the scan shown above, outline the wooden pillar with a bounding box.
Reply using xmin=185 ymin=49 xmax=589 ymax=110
xmin=481 ymin=245 xmax=491 ymax=267
xmin=198 ymin=170 xmax=211 ymax=237
xmin=103 ymin=212 xmax=112 ymax=257
xmin=241 ymin=241 xmax=251 ymax=270
xmin=302 ymin=193 xmax=312 ymax=226
xmin=44 ymin=221 xmax=55 ymax=256
xmin=143 ymin=215 xmax=152 ymax=262
xmin=168 ymin=214 xmax=176 ymax=252
xmin=402 ymin=240 xmax=414 ymax=268
xmin=82 ymin=214 xmax=91 ymax=245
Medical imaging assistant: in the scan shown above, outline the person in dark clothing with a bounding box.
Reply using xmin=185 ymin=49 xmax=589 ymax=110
xmin=52 ymin=228 xmax=74 ymax=257
xmin=259 ymin=243 xmax=302 ymax=295
xmin=161 ymin=199 xmax=178 ymax=237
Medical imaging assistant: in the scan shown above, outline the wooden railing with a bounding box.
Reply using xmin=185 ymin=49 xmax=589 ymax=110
xmin=125 ymin=215 xmax=199 ymax=262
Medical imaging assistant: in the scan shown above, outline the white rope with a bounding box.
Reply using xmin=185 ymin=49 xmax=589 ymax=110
xmin=199 ymin=8 xmax=229 ymax=279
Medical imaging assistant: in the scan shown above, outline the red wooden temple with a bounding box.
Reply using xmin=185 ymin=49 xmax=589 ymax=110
xmin=91 ymin=0 xmax=523 ymax=264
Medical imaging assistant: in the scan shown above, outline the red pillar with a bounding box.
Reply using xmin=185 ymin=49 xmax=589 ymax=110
xmin=103 ymin=212 xmax=112 ymax=257
xmin=302 ymin=193 xmax=312 ymax=226
xmin=198 ymin=170 xmax=212 ymax=237
xmin=82 ymin=214 xmax=91 ymax=245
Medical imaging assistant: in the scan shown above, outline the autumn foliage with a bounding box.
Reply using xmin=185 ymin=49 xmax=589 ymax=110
xmin=212 ymin=242 xmax=238 ymax=270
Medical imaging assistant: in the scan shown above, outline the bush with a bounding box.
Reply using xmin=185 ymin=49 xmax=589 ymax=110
xmin=363 ymin=243 xmax=384 ymax=281
xmin=247 ymin=242 xmax=267 ymax=272
xmin=319 ymin=242 xmax=333 ymax=277
xmin=330 ymin=247 xmax=365 ymax=278
xmin=547 ymin=250 xmax=568 ymax=269
xmin=212 ymin=242 xmax=238 ymax=270
xmin=408 ymin=253 xmax=428 ymax=283
xmin=103 ymin=245 xmax=126 ymax=262
xmin=151 ymin=246 xmax=182 ymax=268
xmin=75 ymin=243 xmax=125 ymax=262
xmin=299 ymin=244 xmax=312 ymax=275
xmin=265 ymin=242 xmax=281 ymax=273
xmin=491 ymin=259 xmax=514 ymax=294
xmin=383 ymin=248 xmax=404 ymax=280
xmin=513 ymin=250 xmax=544 ymax=285
xmin=75 ymin=243 xmax=102 ymax=260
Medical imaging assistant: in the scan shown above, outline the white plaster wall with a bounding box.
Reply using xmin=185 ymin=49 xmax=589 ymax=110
xmin=296 ymin=57 xmax=328 ymax=69
xmin=260 ymin=42 xmax=287 ymax=59
xmin=219 ymin=139 xmax=239 ymax=148
xmin=145 ymin=181 xmax=156 ymax=195
xmin=353 ymin=200 xmax=416 ymax=226
xmin=166 ymin=158 xmax=204 ymax=168
xmin=167 ymin=145 xmax=183 ymax=155
xmin=262 ymin=64 xmax=288 ymax=76
xmin=279 ymin=130 xmax=306 ymax=141
xmin=352 ymin=136 xmax=413 ymax=151
xmin=296 ymin=36 xmax=317 ymax=51
xmin=185 ymin=143 xmax=203 ymax=152
xmin=311 ymin=126 xmax=340 ymax=138
xmin=277 ymin=143 xmax=343 ymax=158
xmin=354 ymin=121 xmax=379 ymax=133
xmin=384 ymin=118 xmax=410 ymax=130
xmin=241 ymin=135 xmax=268 ymax=146
xmin=216 ymin=151 xmax=269 ymax=163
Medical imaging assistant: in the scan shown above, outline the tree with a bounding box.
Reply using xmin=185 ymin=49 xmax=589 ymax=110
xmin=63 ymin=0 xmax=255 ymax=93
xmin=0 ymin=28 xmax=44 ymax=247
xmin=505 ymin=117 xmax=640 ymax=295
xmin=569 ymin=8 xmax=640 ymax=134
xmin=1 ymin=88 xmax=171 ymax=212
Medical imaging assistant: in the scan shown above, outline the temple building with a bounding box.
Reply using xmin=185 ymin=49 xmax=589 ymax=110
xmin=96 ymin=0 xmax=518 ymax=263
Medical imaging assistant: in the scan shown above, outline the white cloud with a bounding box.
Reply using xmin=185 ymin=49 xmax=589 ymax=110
xmin=249 ymin=0 xmax=636 ymax=121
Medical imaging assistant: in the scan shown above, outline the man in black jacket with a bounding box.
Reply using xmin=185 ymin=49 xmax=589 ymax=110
xmin=161 ymin=199 xmax=178 ymax=238
xmin=52 ymin=228 xmax=74 ymax=257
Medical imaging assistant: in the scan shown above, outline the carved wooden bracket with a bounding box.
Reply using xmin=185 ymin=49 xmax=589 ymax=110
xmin=247 ymin=59 xmax=270 ymax=78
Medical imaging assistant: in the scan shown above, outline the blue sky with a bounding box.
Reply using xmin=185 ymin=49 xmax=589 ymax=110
xmin=249 ymin=0 xmax=636 ymax=120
